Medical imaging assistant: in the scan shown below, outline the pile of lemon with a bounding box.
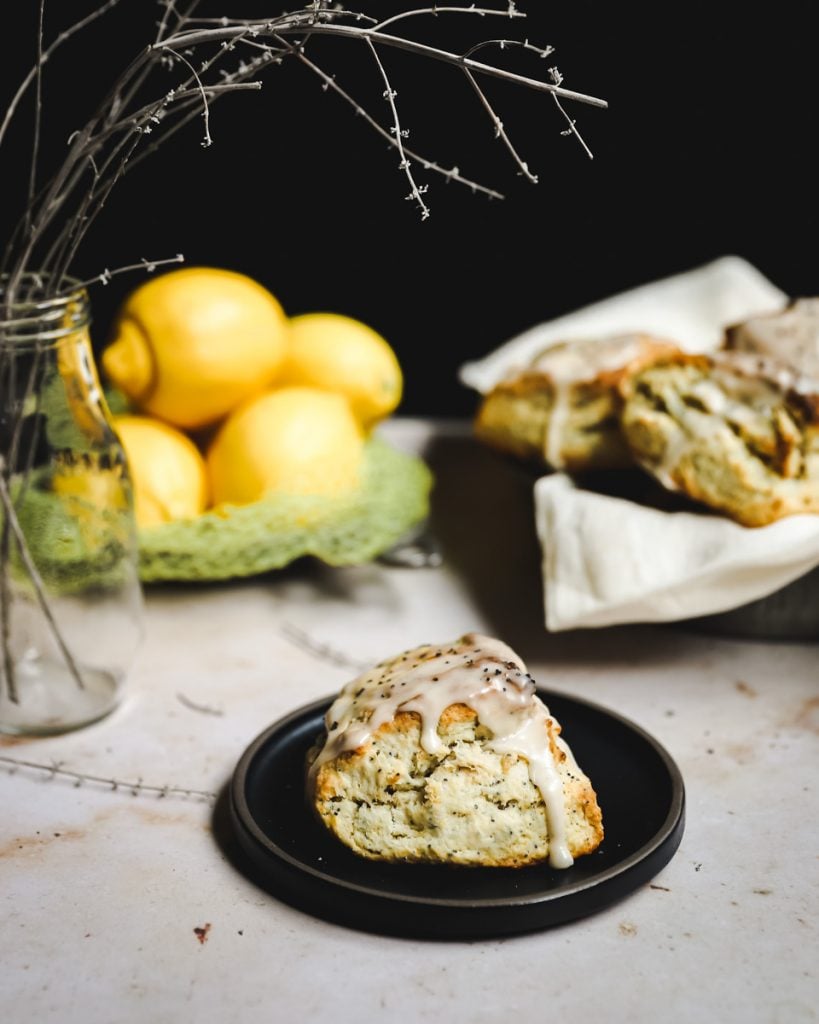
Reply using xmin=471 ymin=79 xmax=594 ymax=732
xmin=102 ymin=267 xmax=403 ymax=529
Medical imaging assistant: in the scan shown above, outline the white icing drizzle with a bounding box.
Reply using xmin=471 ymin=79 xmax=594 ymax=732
xmin=523 ymin=334 xmax=663 ymax=469
xmin=310 ymin=633 xmax=575 ymax=869
xmin=645 ymin=351 xmax=815 ymax=486
xmin=712 ymin=350 xmax=819 ymax=401
xmin=731 ymin=299 xmax=819 ymax=381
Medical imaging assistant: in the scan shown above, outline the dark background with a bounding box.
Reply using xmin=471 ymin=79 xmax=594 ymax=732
xmin=1 ymin=2 xmax=816 ymax=415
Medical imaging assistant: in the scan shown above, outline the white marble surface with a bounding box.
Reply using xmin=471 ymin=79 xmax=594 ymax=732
xmin=1 ymin=421 xmax=817 ymax=1024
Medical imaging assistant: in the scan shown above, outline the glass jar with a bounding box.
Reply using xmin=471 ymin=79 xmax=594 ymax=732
xmin=0 ymin=276 xmax=143 ymax=735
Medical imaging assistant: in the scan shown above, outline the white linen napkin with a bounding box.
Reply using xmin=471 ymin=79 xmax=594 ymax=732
xmin=459 ymin=255 xmax=786 ymax=393
xmin=535 ymin=474 xmax=819 ymax=629
xmin=458 ymin=256 xmax=819 ymax=630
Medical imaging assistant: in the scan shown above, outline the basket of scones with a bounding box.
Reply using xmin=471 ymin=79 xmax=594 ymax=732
xmin=461 ymin=258 xmax=819 ymax=632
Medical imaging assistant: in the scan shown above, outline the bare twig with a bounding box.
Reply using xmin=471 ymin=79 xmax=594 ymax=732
xmin=124 ymin=74 xmax=276 ymax=177
xmin=71 ymin=253 xmax=185 ymax=291
xmin=164 ymin=46 xmax=215 ymax=148
xmin=25 ymin=0 xmax=47 ymax=241
xmin=374 ymin=5 xmax=526 ymax=32
xmin=155 ymin=0 xmax=201 ymax=44
xmin=5 ymin=4 xmax=605 ymax=293
xmin=463 ymin=36 xmax=554 ymax=61
xmin=0 ymin=459 xmax=85 ymax=692
xmin=549 ymin=65 xmax=593 ymax=160
xmin=0 ymin=0 xmax=127 ymax=152
xmin=0 ymin=755 xmax=216 ymax=802
xmin=365 ymin=37 xmax=430 ymax=218
xmin=176 ymin=692 xmax=224 ymax=716
xmin=461 ymin=37 xmax=587 ymax=177
xmin=49 ymin=78 xmax=259 ymax=287
xmin=158 ymin=23 xmax=608 ymax=109
xmin=280 ymin=622 xmax=371 ymax=673
xmin=0 ymin=526 xmax=15 ymax=703
xmin=294 ymin=48 xmax=504 ymax=199
xmin=464 ymin=68 xmax=537 ymax=182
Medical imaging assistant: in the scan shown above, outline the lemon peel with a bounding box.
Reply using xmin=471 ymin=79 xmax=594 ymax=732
xmin=102 ymin=267 xmax=288 ymax=430
xmin=206 ymin=386 xmax=364 ymax=506
xmin=114 ymin=414 xmax=208 ymax=527
xmin=283 ymin=313 xmax=403 ymax=428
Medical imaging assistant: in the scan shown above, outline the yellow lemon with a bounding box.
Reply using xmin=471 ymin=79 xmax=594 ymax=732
xmin=56 ymin=324 xmax=110 ymax=444
xmin=114 ymin=415 xmax=209 ymax=528
xmin=282 ymin=313 xmax=402 ymax=428
xmin=53 ymin=457 xmax=128 ymax=511
xmin=52 ymin=454 xmax=130 ymax=550
xmin=207 ymin=387 xmax=364 ymax=506
xmin=102 ymin=267 xmax=288 ymax=430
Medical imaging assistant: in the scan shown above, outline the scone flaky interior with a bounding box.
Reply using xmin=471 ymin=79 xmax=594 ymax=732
xmin=307 ymin=634 xmax=603 ymax=869
xmin=475 ymin=333 xmax=681 ymax=473
xmin=620 ymin=351 xmax=819 ymax=526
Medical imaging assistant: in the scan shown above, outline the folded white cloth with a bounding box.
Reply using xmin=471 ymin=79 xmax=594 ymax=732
xmin=459 ymin=255 xmax=786 ymax=393
xmin=535 ymin=474 xmax=819 ymax=629
xmin=459 ymin=256 xmax=819 ymax=630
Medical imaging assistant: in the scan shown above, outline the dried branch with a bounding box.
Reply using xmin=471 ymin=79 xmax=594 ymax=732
xmin=26 ymin=0 xmax=46 ymax=239
xmin=463 ymin=35 xmax=554 ymax=60
xmin=365 ymin=37 xmax=430 ymax=219
xmin=549 ymin=65 xmax=593 ymax=160
xmin=374 ymin=5 xmax=526 ymax=32
xmin=124 ymin=74 xmax=276 ymax=178
xmin=159 ymin=22 xmax=607 ymax=109
xmin=293 ymin=48 xmax=504 ymax=199
xmin=280 ymin=622 xmax=371 ymax=673
xmin=0 ymin=0 xmax=127 ymax=152
xmin=0 ymin=527 xmax=14 ymax=703
xmin=156 ymin=0 xmax=202 ymax=45
xmin=0 ymin=754 xmax=216 ymax=802
xmin=3 ymin=3 xmax=605 ymax=296
xmin=464 ymin=68 xmax=537 ymax=183
xmin=176 ymin=692 xmax=224 ymax=716
xmin=0 ymin=458 xmax=86 ymax=693
xmin=164 ymin=47 xmax=215 ymax=149
xmin=459 ymin=39 xmax=593 ymax=163
xmin=72 ymin=253 xmax=185 ymax=291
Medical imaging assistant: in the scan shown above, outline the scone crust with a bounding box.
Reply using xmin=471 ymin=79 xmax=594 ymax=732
xmin=311 ymin=702 xmax=603 ymax=868
xmin=475 ymin=333 xmax=681 ymax=472
xmin=620 ymin=352 xmax=819 ymax=526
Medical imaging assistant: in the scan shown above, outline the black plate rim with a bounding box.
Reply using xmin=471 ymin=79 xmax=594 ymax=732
xmin=230 ymin=689 xmax=685 ymax=910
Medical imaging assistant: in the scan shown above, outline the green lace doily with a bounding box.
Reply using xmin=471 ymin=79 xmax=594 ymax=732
xmin=138 ymin=435 xmax=432 ymax=582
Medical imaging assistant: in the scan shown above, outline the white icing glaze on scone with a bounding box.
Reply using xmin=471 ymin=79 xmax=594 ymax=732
xmin=621 ymin=350 xmax=819 ymax=524
xmin=309 ymin=633 xmax=579 ymax=868
xmin=728 ymin=298 xmax=819 ymax=380
xmin=523 ymin=334 xmax=674 ymax=468
xmin=646 ymin=352 xmax=817 ymax=487
xmin=533 ymin=335 xmax=648 ymax=468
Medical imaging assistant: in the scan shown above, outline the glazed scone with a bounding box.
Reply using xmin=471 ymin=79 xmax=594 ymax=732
xmin=726 ymin=299 xmax=819 ymax=380
xmin=620 ymin=351 xmax=819 ymax=526
xmin=307 ymin=634 xmax=603 ymax=868
xmin=475 ymin=333 xmax=681 ymax=472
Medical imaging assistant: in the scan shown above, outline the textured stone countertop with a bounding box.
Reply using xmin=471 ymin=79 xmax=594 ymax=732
xmin=1 ymin=421 xmax=817 ymax=1023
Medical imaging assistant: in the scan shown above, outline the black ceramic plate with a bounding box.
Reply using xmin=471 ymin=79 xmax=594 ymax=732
xmin=229 ymin=690 xmax=685 ymax=939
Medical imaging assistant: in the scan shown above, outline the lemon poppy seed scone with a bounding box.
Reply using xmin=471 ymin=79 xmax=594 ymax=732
xmin=725 ymin=298 xmax=819 ymax=380
xmin=474 ymin=333 xmax=682 ymax=473
xmin=307 ymin=634 xmax=603 ymax=868
xmin=619 ymin=351 xmax=819 ymax=526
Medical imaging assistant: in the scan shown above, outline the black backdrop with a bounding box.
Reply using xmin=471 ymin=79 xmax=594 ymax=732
xmin=1 ymin=3 xmax=815 ymax=415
